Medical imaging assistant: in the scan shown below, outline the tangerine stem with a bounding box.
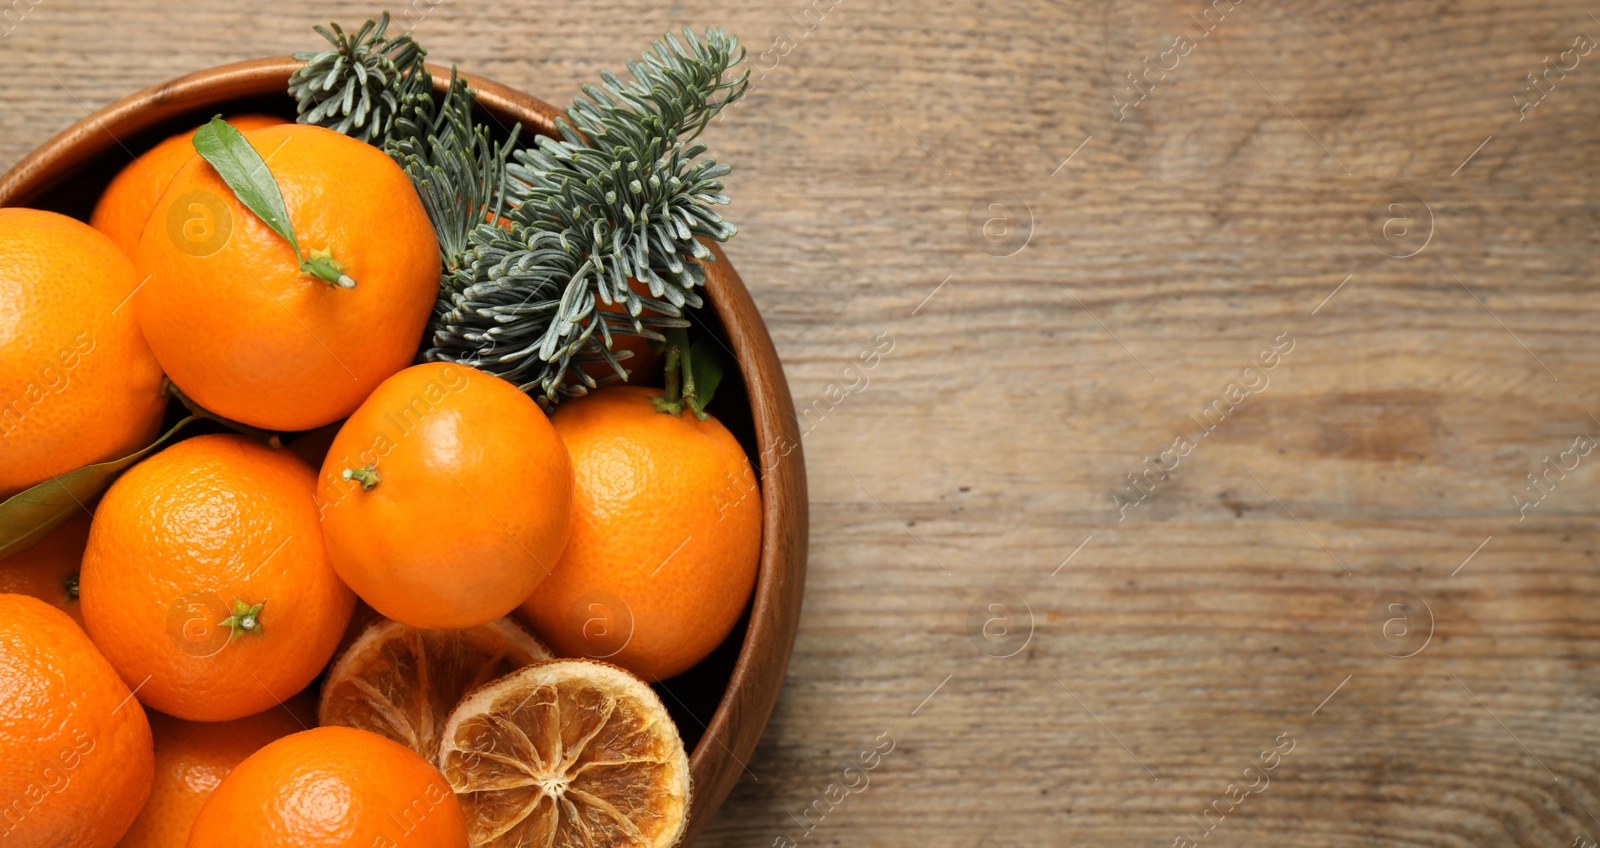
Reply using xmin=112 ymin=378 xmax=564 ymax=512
xmin=302 ymin=251 xmax=357 ymax=288
xmin=220 ymin=598 xmax=266 ymax=642
xmin=653 ymin=334 xmax=685 ymax=416
xmin=676 ymin=327 xmax=699 ymax=414
xmin=344 ymin=465 xmax=382 ymax=490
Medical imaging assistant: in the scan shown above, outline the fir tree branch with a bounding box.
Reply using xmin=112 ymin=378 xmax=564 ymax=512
xmin=561 ymin=26 xmax=750 ymax=150
xmin=289 ymin=12 xmax=427 ymax=143
xmin=427 ymin=27 xmax=748 ymax=403
xmin=287 ymin=19 xmax=748 ymax=405
xmin=385 ymin=67 xmax=520 ymax=277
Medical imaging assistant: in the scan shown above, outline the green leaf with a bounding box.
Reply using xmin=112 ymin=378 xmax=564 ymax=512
xmin=191 ymin=117 xmax=357 ymax=288
xmin=687 ymin=336 xmax=724 ymax=416
xmin=0 ymin=416 xmax=199 ymax=562
xmin=192 ymin=117 xmax=302 ymax=256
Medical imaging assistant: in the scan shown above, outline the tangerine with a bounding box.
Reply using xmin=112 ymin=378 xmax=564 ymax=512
xmin=0 ymin=208 xmax=167 ymax=498
xmin=437 ymin=659 xmax=690 ymax=848
xmin=186 ymin=726 xmax=468 ymax=848
xmin=116 ymin=693 xmax=313 ymax=848
xmin=318 ymin=616 xmax=551 ymax=763
xmin=317 ymin=363 xmax=572 ymax=629
xmin=519 ymin=385 xmax=761 ymax=681
xmin=574 ymin=280 xmax=662 ymax=386
xmin=80 ymin=433 xmax=354 ymax=721
xmin=0 ymin=511 xmax=91 ymax=628
xmin=133 ymin=123 xmax=439 ymax=431
xmin=0 ymin=593 xmax=154 ymax=848
xmin=91 ymin=114 xmax=285 ymax=255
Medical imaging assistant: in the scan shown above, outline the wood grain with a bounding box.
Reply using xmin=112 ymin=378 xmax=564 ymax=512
xmin=3 ymin=1 xmax=1599 ymax=845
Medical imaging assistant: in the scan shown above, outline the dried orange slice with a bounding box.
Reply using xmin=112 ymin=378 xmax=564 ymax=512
xmin=318 ymin=616 xmax=552 ymax=763
xmin=438 ymin=659 xmax=692 ymax=848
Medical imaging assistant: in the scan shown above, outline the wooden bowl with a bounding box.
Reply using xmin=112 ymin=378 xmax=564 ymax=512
xmin=0 ymin=57 xmax=807 ymax=845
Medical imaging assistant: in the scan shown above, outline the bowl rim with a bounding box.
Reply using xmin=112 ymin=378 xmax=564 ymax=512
xmin=0 ymin=56 xmax=809 ymax=845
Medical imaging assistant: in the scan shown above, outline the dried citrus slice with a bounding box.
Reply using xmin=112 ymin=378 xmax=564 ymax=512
xmin=318 ymin=616 xmax=552 ymax=763
xmin=438 ymin=659 xmax=692 ymax=848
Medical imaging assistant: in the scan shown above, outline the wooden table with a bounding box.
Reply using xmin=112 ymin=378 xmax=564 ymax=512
xmin=5 ymin=1 xmax=1599 ymax=845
